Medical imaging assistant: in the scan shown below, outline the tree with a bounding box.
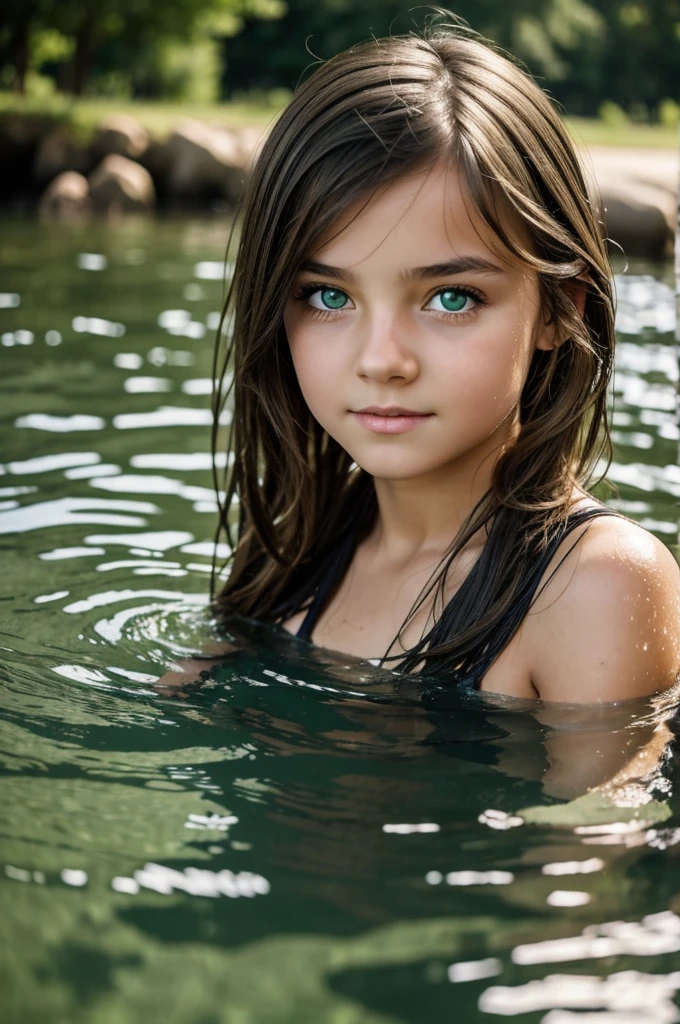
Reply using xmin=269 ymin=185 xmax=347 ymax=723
xmin=582 ymin=0 xmax=680 ymax=115
xmin=0 ymin=0 xmax=55 ymax=94
xmin=219 ymin=0 xmax=604 ymax=96
xmin=0 ymin=0 xmax=284 ymax=97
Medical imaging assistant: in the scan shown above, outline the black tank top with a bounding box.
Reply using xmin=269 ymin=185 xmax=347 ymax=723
xmin=294 ymin=504 xmax=620 ymax=689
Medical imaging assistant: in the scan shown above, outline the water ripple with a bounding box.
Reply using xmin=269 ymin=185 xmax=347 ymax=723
xmin=14 ymin=414 xmax=106 ymax=432
xmin=0 ymin=496 xmax=157 ymax=534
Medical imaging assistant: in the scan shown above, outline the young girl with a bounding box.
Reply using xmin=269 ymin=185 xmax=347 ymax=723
xmin=209 ymin=22 xmax=680 ymax=703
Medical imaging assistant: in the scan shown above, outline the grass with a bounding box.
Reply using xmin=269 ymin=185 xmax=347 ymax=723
xmin=0 ymin=93 xmax=283 ymax=141
xmin=1 ymin=92 xmax=679 ymax=149
xmin=565 ymin=116 xmax=680 ymax=150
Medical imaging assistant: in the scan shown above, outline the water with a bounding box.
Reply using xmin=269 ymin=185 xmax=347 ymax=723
xmin=1 ymin=214 xmax=679 ymax=1023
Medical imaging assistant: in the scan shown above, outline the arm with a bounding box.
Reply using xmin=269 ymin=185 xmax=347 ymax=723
xmin=154 ymin=640 xmax=238 ymax=699
xmin=528 ymin=517 xmax=680 ymax=704
xmin=504 ymin=518 xmax=680 ymax=798
xmin=531 ymin=701 xmax=673 ymax=799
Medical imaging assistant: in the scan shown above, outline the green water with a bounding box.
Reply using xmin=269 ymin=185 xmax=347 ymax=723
xmin=1 ymin=214 xmax=679 ymax=1023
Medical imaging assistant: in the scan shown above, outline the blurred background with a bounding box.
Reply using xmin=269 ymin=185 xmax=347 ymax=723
xmin=1 ymin=0 xmax=679 ymax=124
xmin=0 ymin=0 xmax=678 ymax=253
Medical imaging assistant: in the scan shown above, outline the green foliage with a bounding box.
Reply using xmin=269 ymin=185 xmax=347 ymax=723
xmin=30 ymin=29 xmax=74 ymax=66
xmin=658 ymin=97 xmax=680 ymax=127
xmin=0 ymin=0 xmax=284 ymax=97
xmin=219 ymin=0 xmax=680 ymax=122
xmin=196 ymin=0 xmax=286 ymax=36
xmin=233 ymin=86 xmax=293 ymax=108
xmin=0 ymin=0 xmax=678 ymax=118
xmin=142 ymin=38 xmax=223 ymax=103
xmin=22 ymin=70 xmax=59 ymax=100
xmin=85 ymin=70 xmax=133 ymax=100
xmin=573 ymin=0 xmax=680 ymax=119
xmin=598 ymin=100 xmax=630 ymax=126
xmin=618 ymin=1 xmax=649 ymax=25
xmin=511 ymin=0 xmax=603 ymax=80
xmin=219 ymin=0 xmax=606 ymax=99
xmin=629 ymin=100 xmax=650 ymax=122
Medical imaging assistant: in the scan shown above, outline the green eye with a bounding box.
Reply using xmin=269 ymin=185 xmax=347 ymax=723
xmin=298 ymin=284 xmax=352 ymax=314
xmin=317 ymin=288 xmax=348 ymax=310
xmin=434 ymin=289 xmax=470 ymax=313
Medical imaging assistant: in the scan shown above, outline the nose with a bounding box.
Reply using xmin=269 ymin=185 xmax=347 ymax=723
xmin=354 ymin=312 xmax=419 ymax=385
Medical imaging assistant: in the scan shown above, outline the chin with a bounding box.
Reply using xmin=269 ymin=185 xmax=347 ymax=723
xmin=350 ymin=452 xmax=445 ymax=481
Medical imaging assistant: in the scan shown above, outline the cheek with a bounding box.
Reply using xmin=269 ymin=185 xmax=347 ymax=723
xmin=435 ymin=330 xmax=528 ymax=412
xmin=286 ymin=327 xmax=345 ymax=416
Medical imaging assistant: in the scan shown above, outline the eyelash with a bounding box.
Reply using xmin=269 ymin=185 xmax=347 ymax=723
xmin=292 ymin=282 xmax=349 ymax=321
xmin=292 ymin=282 xmax=487 ymax=322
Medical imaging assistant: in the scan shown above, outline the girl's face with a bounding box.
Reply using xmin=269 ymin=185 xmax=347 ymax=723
xmin=284 ymin=161 xmax=556 ymax=483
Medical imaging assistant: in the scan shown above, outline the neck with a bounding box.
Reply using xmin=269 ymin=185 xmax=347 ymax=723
xmin=369 ymin=430 xmax=512 ymax=563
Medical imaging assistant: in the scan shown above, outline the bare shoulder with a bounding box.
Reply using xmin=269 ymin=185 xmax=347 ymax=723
xmin=524 ymin=513 xmax=680 ymax=703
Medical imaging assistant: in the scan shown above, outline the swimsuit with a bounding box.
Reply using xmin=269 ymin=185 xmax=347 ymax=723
xmin=293 ymin=504 xmax=621 ymax=689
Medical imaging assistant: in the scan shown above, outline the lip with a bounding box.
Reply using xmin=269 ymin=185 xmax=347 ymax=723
xmin=355 ymin=406 xmax=427 ymax=416
xmin=351 ymin=406 xmax=433 ymax=435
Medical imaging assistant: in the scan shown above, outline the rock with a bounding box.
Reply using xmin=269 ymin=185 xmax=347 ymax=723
xmin=0 ymin=113 xmax=57 ymax=200
xmin=91 ymin=113 xmax=149 ymax=162
xmin=234 ymin=125 xmax=266 ymax=169
xmin=139 ymin=137 xmax=173 ymax=197
xmin=33 ymin=126 xmax=89 ymax=185
xmin=598 ymin=182 xmax=675 ymax=260
xmin=586 ymin=145 xmax=678 ymax=194
xmin=164 ymin=119 xmax=245 ymax=203
xmin=88 ymin=154 xmax=155 ymax=212
xmin=584 ymin=146 xmax=678 ymax=259
xmin=38 ymin=171 xmax=91 ymax=219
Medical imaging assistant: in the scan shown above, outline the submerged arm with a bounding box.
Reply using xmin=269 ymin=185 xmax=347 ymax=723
xmin=154 ymin=641 xmax=238 ymax=699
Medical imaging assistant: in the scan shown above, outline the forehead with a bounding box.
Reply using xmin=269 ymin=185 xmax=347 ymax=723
xmin=310 ymin=161 xmax=519 ymax=272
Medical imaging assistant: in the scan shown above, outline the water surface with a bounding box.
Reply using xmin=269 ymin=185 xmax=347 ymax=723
xmin=1 ymin=215 xmax=679 ymax=1023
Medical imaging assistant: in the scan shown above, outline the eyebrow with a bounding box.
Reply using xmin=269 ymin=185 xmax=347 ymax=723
xmin=298 ymin=256 xmax=505 ymax=283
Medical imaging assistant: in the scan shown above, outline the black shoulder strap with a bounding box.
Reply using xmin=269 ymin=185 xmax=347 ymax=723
xmin=439 ymin=504 xmax=622 ymax=687
xmin=295 ymin=504 xmax=622 ymax=679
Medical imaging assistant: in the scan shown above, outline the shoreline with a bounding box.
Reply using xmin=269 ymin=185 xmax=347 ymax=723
xmin=1 ymin=111 xmax=677 ymax=259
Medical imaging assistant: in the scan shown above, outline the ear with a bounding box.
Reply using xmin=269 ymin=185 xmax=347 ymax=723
xmin=535 ymin=277 xmax=589 ymax=352
xmin=563 ymin=277 xmax=588 ymax=318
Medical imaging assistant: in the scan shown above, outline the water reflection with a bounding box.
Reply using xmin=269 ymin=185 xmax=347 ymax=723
xmin=0 ymin=496 xmax=156 ymax=534
xmin=15 ymin=413 xmax=106 ymax=431
xmin=479 ymin=966 xmax=680 ymax=1017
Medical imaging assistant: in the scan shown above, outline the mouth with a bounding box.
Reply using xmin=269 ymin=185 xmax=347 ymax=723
xmin=354 ymin=406 xmax=430 ymax=417
xmin=351 ymin=407 xmax=433 ymax=435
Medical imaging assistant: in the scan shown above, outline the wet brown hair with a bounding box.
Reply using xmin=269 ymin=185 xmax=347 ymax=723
xmin=211 ymin=19 xmax=614 ymax=677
